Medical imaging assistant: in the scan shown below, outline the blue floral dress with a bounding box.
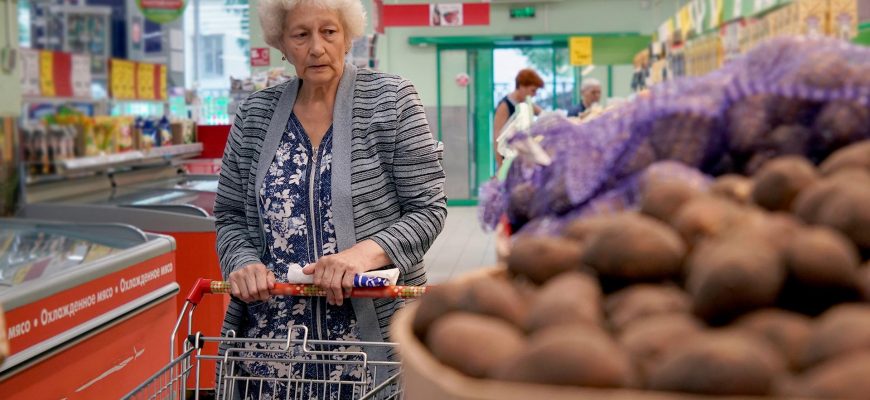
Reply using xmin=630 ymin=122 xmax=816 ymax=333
xmin=237 ymin=113 xmax=366 ymax=400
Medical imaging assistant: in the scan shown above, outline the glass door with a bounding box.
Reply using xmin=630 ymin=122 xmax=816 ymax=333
xmin=436 ymin=48 xmax=473 ymax=202
xmin=436 ymin=47 xmax=493 ymax=203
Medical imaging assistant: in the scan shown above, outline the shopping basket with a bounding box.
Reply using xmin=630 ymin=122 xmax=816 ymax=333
xmin=123 ymin=278 xmax=430 ymax=400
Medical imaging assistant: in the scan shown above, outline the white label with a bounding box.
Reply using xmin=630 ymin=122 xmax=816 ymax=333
xmin=71 ymin=54 xmax=92 ymax=99
xmin=169 ymin=29 xmax=184 ymax=51
xmin=20 ymin=49 xmax=41 ymax=97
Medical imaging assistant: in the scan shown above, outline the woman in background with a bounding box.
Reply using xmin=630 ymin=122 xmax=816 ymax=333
xmin=493 ymin=68 xmax=544 ymax=167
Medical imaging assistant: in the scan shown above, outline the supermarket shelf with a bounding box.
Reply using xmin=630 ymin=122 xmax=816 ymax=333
xmin=110 ymin=99 xmax=169 ymax=103
xmin=26 ymin=143 xmax=204 ymax=184
xmin=142 ymin=143 xmax=203 ymax=160
xmin=62 ymin=151 xmax=144 ymax=171
xmin=22 ymin=96 xmax=105 ymax=105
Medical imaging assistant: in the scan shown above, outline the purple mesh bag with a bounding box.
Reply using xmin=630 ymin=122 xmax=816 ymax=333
xmin=721 ymin=37 xmax=870 ymax=169
xmin=514 ymin=161 xmax=712 ymax=236
xmin=481 ymin=36 xmax=870 ymax=235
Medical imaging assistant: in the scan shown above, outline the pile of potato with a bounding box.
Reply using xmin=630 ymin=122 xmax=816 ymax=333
xmin=413 ymin=140 xmax=870 ymax=399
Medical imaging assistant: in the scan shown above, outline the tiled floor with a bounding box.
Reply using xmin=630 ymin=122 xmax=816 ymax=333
xmin=423 ymin=206 xmax=497 ymax=283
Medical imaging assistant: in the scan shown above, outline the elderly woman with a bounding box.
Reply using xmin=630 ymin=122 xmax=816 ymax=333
xmin=214 ymin=0 xmax=446 ymax=398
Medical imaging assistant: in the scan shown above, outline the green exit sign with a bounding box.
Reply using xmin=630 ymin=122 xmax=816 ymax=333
xmin=510 ymin=6 xmax=536 ymax=19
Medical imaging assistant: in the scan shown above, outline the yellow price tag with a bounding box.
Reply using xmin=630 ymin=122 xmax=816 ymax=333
xmin=569 ymin=36 xmax=593 ymax=66
xmin=111 ymin=59 xmax=137 ymax=99
xmin=710 ymin=0 xmax=723 ymax=29
xmin=124 ymin=61 xmax=136 ymax=99
xmin=111 ymin=59 xmax=125 ymax=99
xmin=158 ymin=65 xmax=168 ymax=100
xmin=679 ymin=6 xmax=692 ymax=37
xmin=39 ymin=51 xmax=55 ymax=97
xmin=137 ymin=63 xmax=155 ymax=100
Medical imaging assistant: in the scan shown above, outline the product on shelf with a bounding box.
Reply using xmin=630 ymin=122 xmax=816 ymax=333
xmin=135 ymin=116 xmax=191 ymax=150
xmin=170 ymin=119 xmax=197 ymax=145
xmin=20 ymin=124 xmax=52 ymax=176
xmin=19 ymin=111 xmax=197 ymax=177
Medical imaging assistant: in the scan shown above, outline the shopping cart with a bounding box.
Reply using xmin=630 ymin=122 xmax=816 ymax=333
xmin=123 ymin=278 xmax=430 ymax=400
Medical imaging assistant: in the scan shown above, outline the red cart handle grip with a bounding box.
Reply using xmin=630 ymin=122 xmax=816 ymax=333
xmin=186 ymin=278 xmax=430 ymax=305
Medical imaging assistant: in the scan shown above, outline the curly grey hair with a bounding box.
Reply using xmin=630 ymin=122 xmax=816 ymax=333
xmin=258 ymin=0 xmax=367 ymax=50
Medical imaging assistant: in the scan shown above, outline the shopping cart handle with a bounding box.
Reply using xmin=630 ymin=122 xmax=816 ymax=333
xmin=186 ymin=278 xmax=430 ymax=304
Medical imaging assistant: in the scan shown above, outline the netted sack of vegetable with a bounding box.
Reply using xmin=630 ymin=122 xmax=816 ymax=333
xmin=723 ymin=37 xmax=870 ymax=168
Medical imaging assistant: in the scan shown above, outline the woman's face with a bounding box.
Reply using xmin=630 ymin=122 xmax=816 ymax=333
xmin=282 ymin=4 xmax=348 ymax=85
xmin=519 ymin=85 xmax=540 ymax=100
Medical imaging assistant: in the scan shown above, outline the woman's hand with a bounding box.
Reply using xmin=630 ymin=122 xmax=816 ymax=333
xmin=302 ymin=240 xmax=390 ymax=306
xmin=228 ymin=263 xmax=276 ymax=303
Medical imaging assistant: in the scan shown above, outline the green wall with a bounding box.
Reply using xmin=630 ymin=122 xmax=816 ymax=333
xmin=439 ymin=50 xmax=468 ymax=107
xmin=0 ymin=0 xmax=21 ymax=117
xmin=379 ymin=0 xmax=678 ymax=106
xmin=247 ymin=0 xmax=679 ymax=105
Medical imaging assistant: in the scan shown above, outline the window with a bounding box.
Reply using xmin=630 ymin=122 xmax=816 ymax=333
xmin=183 ymin=0 xmax=250 ymax=125
xmin=201 ymin=34 xmax=224 ymax=77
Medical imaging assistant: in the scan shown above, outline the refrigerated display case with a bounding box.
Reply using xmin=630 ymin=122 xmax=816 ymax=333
xmin=0 ymin=219 xmax=178 ymax=399
xmin=130 ymin=174 xmax=218 ymax=192
xmin=18 ymin=167 xmax=225 ymax=390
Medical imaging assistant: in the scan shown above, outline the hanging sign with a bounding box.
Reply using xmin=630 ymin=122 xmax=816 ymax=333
xmin=430 ymin=3 xmax=463 ymax=26
xmin=689 ymin=0 xmax=708 ymax=36
xmin=251 ymin=48 xmax=271 ymax=67
xmin=110 ymin=59 xmax=137 ymax=100
xmin=37 ymin=51 xmax=74 ymax=98
xmin=709 ymin=0 xmax=723 ymax=29
xmin=71 ymin=54 xmax=92 ymax=99
xmin=678 ymin=5 xmax=693 ymax=37
xmin=137 ymin=63 xmax=156 ymax=100
xmin=20 ymin=49 xmax=41 ymax=97
xmin=137 ymin=0 xmax=188 ymax=24
xmin=39 ymin=51 xmax=56 ymax=98
xmin=658 ymin=18 xmax=675 ymax=43
xmin=21 ymin=50 xmax=90 ymax=99
xmin=110 ymin=59 xmax=167 ymax=100
xmin=382 ymin=2 xmax=489 ymax=27
xmin=159 ymin=64 xmax=168 ymax=101
xmin=569 ymin=36 xmax=593 ymax=66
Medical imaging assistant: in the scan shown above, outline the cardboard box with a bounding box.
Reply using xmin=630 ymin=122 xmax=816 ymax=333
xmin=776 ymin=3 xmax=797 ymax=37
xmin=796 ymin=0 xmax=829 ymax=36
xmin=829 ymin=0 xmax=859 ymax=39
xmin=765 ymin=8 xmax=785 ymax=38
xmin=721 ymin=20 xmax=744 ymax=63
xmin=170 ymin=120 xmax=197 ymax=145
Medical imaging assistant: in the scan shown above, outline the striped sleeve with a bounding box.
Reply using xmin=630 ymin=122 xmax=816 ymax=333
xmin=214 ymin=97 xmax=262 ymax=279
xmin=369 ymin=79 xmax=447 ymax=275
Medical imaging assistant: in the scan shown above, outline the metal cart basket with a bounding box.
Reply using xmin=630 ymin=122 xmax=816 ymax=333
xmin=124 ymin=279 xmax=429 ymax=400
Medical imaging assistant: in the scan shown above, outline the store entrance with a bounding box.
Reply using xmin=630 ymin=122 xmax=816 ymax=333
xmin=435 ymin=48 xmax=494 ymax=205
xmin=493 ymin=47 xmax=576 ymax=113
xmin=435 ymin=44 xmax=576 ymax=204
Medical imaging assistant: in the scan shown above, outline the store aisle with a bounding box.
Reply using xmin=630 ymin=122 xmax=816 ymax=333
xmin=424 ymin=206 xmax=497 ymax=283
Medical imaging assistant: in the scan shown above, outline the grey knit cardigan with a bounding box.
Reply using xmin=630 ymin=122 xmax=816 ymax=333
xmin=214 ymin=63 xmax=447 ymax=358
